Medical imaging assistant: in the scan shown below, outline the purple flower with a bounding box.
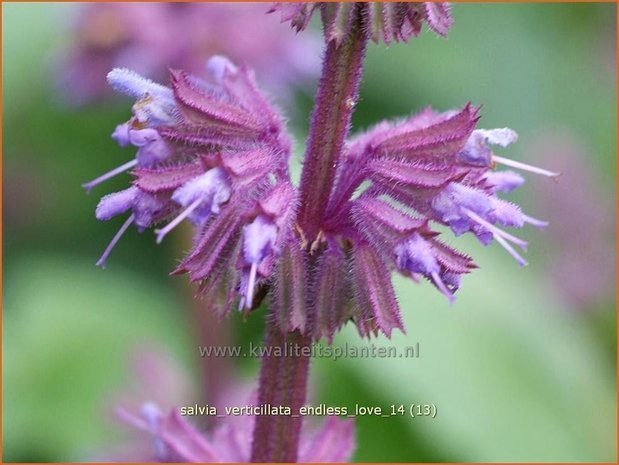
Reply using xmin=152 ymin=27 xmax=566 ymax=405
xmin=324 ymin=104 xmax=556 ymax=337
xmin=395 ymin=233 xmax=456 ymax=304
xmin=483 ymin=170 xmax=525 ymax=193
xmin=86 ymin=57 xmax=555 ymax=340
xmin=240 ymin=182 xmax=297 ymax=309
xmin=86 ymin=57 xmax=294 ymax=293
xmin=116 ymin=402 xmax=355 ymax=463
xmin=116 ymin=126 xmax=174 ymax=166
xmin=58 ymin=3 xmax=321 ymax=105
xmin=269 ymin=2 xmax=453 ymax=44
xmin=81 ymin=69 xmax=180 ymax=193
xmin=164 ymin=168 xmax=233 ymax=229
xmin=94 ymin=186 xmax=172 ymax=267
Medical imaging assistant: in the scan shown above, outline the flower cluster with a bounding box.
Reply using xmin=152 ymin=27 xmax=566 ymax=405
xmin=86 ymin=1 xmax=555 ymax=342
xmin=59 ymin=3 xmax=320 ymax=104
xmin=116 ymin=402 xmax=354 ymax=463
xmin=86 ymin=56 xmax=296 ymax=317
xmin=315 ymin=104 xmax=557 ymax=338
xmin=269 ymin=2 xmax=452 ymax=44
xmin=86 ymin=57 xmax=555 ymax=342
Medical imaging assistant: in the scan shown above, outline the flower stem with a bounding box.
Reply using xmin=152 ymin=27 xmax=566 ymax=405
xmin=250 ymin=320 xmax=311 ymax=462
xmin=297 ymin=8 xmax=368 ymax=243
xmin=251 ymin=8 xmax=368 ymax=462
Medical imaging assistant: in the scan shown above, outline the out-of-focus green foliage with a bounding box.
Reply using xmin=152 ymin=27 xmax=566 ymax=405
xmin=2 ymin=257 xmax=191 ymax=461
xmin=2 ymin=2 xmax=616 ymax=462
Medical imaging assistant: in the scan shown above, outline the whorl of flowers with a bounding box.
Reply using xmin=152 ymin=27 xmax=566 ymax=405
xmin=269 ymin=2 xmax=452 ymax=44
xmin=86 ymin=56 xmax=295 ymax=316
xmin=308 ymin=104 xmax=557 ymax=339
xmin=85 ymin=55 xmax=556 ymax=342
xmin=85 ymin=3 xmax=557 ymax=342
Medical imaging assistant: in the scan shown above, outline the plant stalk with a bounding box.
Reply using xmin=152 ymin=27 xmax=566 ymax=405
xmin=297 ymin=10 xmax=368 ymax=243
xmin=250 ymin=321 xmax=311 ymax=462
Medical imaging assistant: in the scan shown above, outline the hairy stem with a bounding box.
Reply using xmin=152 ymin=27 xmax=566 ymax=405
xmin=251 ymin=8 xmax=368 ymax=462
xmin=250 ymin=320 xmax=311 ymax=462
xmin=297 ymin=9 xmax=368 ymax=243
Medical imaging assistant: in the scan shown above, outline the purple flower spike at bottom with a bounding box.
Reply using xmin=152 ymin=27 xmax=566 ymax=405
xmin=117 ymin=402 xmax=355 ymax=463
xmin=299 ymin=416 xmax=356 ymax=462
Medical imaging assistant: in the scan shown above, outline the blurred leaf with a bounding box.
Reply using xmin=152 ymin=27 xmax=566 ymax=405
xmin=2 ymin=3 xmax=75 ymax=114
xmin=2 ymin=256 xmax=190 ymax=461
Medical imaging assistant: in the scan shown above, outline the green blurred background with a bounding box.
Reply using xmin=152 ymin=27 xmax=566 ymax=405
xmin=2 ymin=2 xmax=616 ymax=462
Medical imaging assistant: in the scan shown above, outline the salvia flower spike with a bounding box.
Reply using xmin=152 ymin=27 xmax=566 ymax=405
xmin=82 ymin=5 xmax=559 ymax=464
xmin=86 ymin=7 xmax=554 ymax=342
